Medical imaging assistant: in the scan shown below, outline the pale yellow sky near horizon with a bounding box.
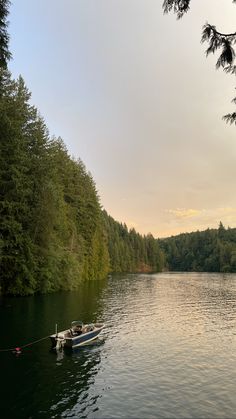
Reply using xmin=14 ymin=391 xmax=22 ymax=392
xmin=9 ymin=0 xmax=236 ymax=238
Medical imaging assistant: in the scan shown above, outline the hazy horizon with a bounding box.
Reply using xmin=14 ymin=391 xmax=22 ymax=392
xmin=8 ymin=0 xmax=236 ymax=238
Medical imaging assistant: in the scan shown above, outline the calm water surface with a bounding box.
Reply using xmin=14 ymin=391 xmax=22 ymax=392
xmin=0 ymin=273 xmax=236 ymax=418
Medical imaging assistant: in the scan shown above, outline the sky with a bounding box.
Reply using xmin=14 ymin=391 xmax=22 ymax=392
xmin=8 ymin=0 xmax=236 ymax=238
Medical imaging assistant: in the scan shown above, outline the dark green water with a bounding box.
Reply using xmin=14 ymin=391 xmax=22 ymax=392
xmin=1 ymin=273 xmax=236 ymax=418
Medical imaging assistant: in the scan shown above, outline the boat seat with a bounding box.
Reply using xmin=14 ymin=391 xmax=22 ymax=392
xmin=70 ymin=328 xmax=75 ymax=336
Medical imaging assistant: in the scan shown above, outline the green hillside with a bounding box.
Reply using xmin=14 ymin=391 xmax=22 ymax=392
xmin=159 ymin=223 xmax=236 ymax=273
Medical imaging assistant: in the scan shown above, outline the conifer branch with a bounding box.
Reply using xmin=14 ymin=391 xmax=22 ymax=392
xmin=162 ymin=0 xmax=236 ymax=124
xmin=0 ymin=0 xmax=11 ymax=68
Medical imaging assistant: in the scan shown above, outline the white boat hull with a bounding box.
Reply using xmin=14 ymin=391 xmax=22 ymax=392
xmin=50 ymin=323 xmax=104 ymax=349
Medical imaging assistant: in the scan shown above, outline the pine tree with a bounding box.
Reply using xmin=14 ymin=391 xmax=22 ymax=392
xmin=163 ymin=0 xmax=236 ymax=124
xmin=0 ymin=0 xmax=11 ymax=69
xmin=0 ymin=71 xmax=37 ymax=294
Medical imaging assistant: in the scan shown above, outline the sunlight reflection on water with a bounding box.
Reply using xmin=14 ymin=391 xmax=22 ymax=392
xmin=1 ymin=273 xmax=236 ymax=418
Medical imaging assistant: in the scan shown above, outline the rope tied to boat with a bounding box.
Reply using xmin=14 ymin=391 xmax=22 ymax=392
xmin=0 ymin=334 xmax=51 ymax=354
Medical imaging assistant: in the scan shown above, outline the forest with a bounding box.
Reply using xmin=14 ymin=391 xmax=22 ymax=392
xmin=1 ymin=2 xmax=236 ymax=296
xmin=0 ymin=69 xmax=164 ymax=295
xmin=159 ymin=222 xmax=236 ymax=273
xmin=103 ymin=211 xmax=164 ymax=274
xmin=1 ymin=68 xmax=236 ymax=296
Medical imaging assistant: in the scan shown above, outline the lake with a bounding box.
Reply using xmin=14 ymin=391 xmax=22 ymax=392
xmin=0 ymin=272 xmax=236 ymax=418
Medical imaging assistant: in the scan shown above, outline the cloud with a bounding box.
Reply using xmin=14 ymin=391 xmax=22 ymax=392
xmin=160 ymin=206 xmax=236 ymax=237
xmin=166 ymin=207 xmax=236 ymax=223
xmin=167 ymin=208 xmax=202 ymax=219
xmin=218 ymin=207 xmax=236 ymax=215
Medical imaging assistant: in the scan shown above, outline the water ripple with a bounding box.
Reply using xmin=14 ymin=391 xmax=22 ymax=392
xmin=1 ymin=273 xmax=236 ymax=418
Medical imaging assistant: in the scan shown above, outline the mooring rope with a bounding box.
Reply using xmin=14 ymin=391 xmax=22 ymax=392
xmin=0 ymin=334 xmax=51 ymax=353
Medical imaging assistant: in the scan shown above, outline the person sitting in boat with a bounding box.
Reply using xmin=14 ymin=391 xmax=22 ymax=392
xmin=74 ymin=324 xmax=83 ymax=335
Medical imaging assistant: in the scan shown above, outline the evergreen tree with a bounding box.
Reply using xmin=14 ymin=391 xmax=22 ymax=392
xmin=103 ymin=211 xmax=164 ymax=274
xmin=0 ymin=0 xmax=11 ymax=69
xmin=163 ymin=0 xmax=236 ymax=124
xmin=0 ymin=71 xmax=40 ymax=294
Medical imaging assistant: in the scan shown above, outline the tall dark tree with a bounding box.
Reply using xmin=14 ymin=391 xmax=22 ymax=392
xmin=0 ymin=0 xmax=11 ymax=69
xmin=0 ymin=71 xmax=38 ymax=294
xmin=163 ymin=0 xmax=236 ymax=124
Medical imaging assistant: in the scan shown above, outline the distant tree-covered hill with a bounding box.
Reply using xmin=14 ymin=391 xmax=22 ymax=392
xmin=159 ymin=222 xmax=236 ymax=273
xmin=103 ymin=211 xmax=164 ymax=274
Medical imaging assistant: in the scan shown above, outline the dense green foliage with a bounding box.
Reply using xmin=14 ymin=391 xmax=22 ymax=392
xmin=0 ymin=0 xmax=11 ymax=68
xmin=160 ymin=222 xmax=236 ymax=273
xmin=103 ymin=211 xmax=164 ymax=274
xmin=0 ymin=69 xmax=164 ymax=295
xmin=0 ymin=70 xmax=110 ymax=295
xmin=1 ymin=68 xmax=234 ymax=294
xmin=0 ymin=0 xmax=165 ymax=295
xmin=2 ymin=1 xmax=235 ymax=297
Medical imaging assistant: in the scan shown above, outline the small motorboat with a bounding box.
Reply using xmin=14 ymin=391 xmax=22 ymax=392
xmin=50 ymin=320 xmax=104 ymax=349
